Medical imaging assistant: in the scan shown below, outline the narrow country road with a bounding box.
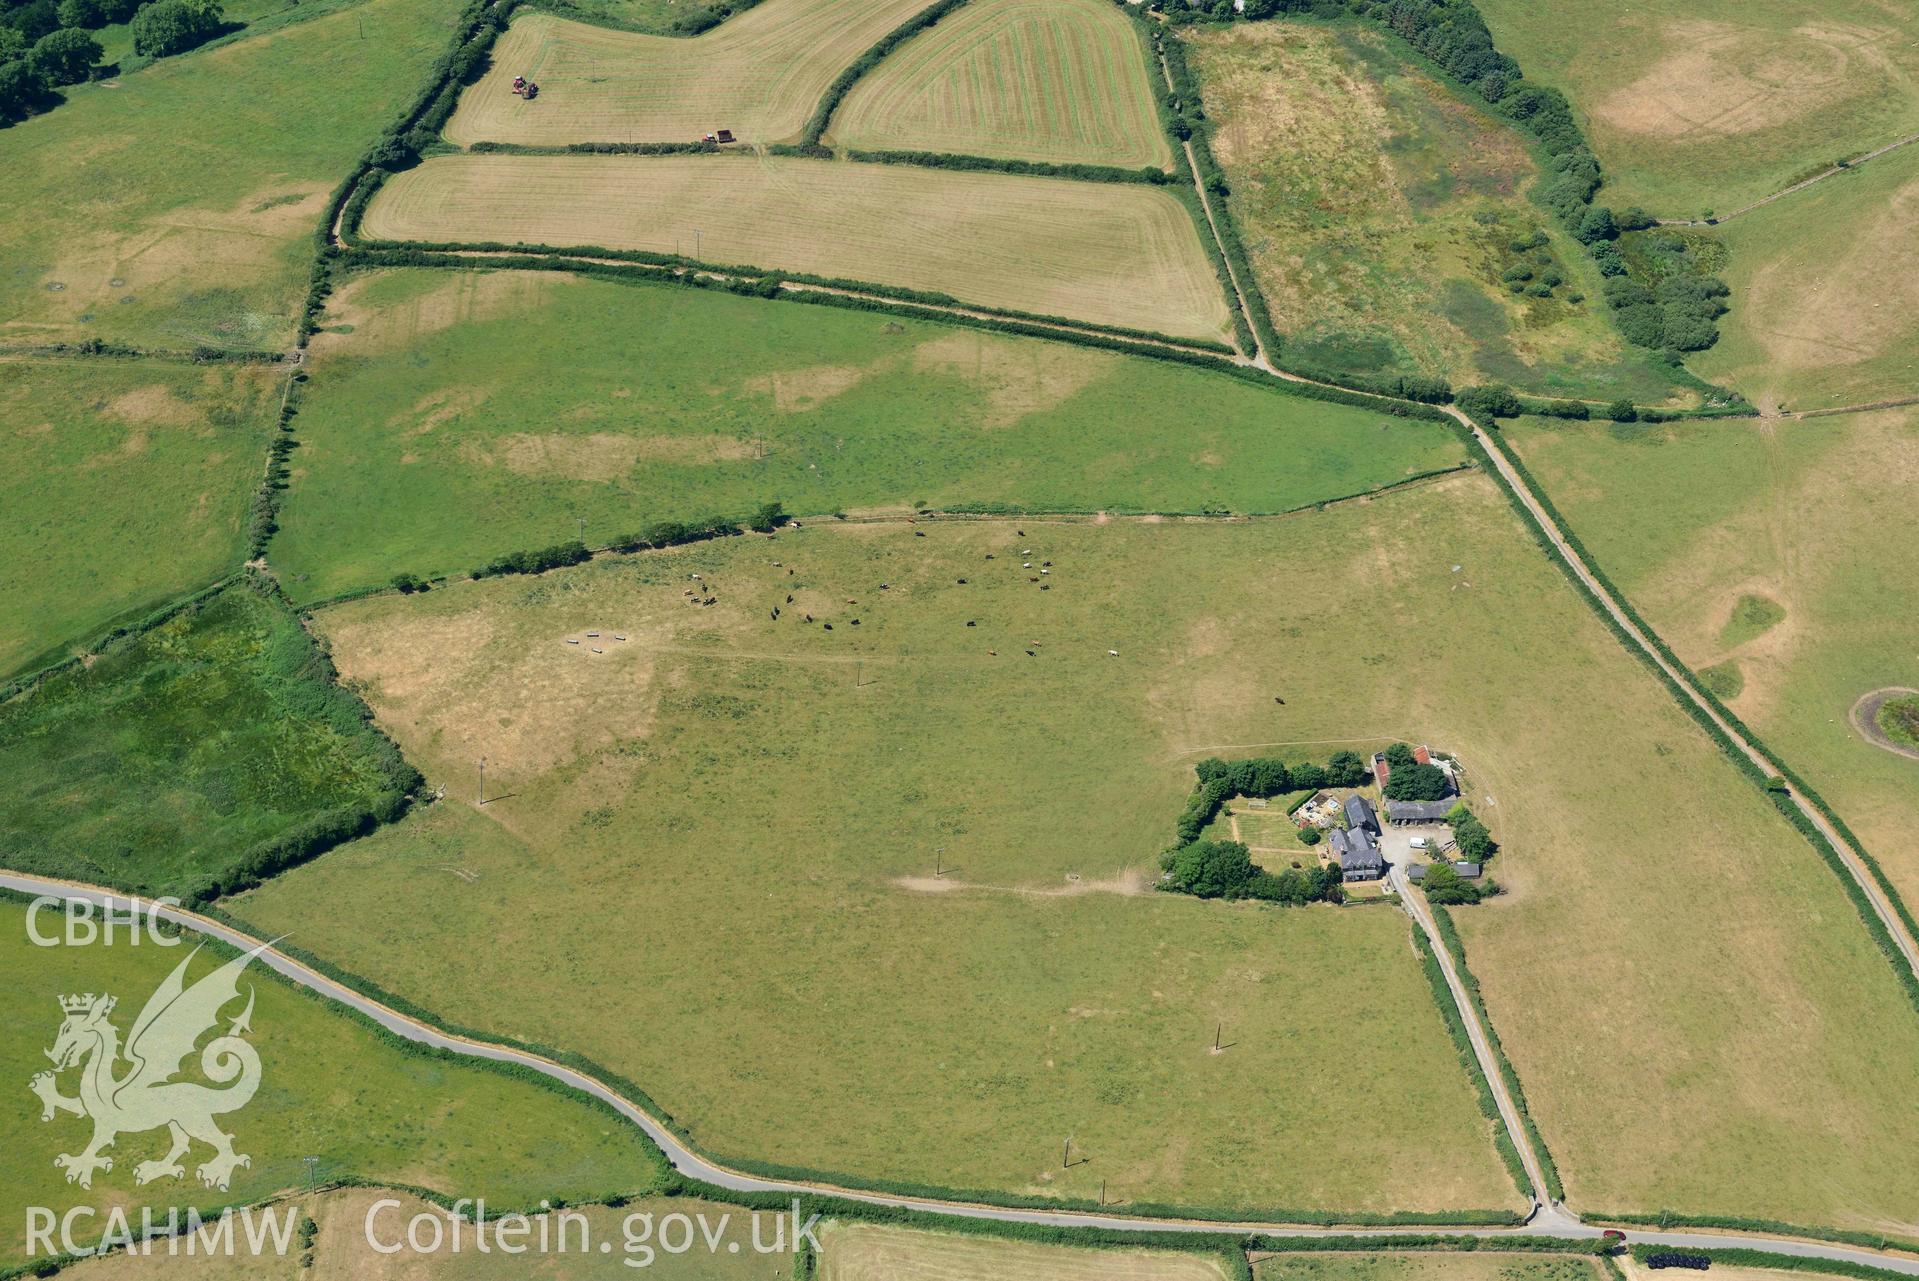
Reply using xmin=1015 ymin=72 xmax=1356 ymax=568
xmin=1388 ymin=864 xmax=1560 ymax=1221
xmin=1457 ymin=414 xmax=1919 ymax=983
xmin=5 ymin=870 xmax=1918 ymax=1274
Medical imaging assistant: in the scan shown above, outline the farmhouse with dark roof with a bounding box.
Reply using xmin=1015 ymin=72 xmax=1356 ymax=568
xmin=1328 ymin=824 xmax=1385 ymax=882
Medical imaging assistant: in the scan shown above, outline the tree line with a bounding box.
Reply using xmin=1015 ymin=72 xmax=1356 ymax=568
xmin=1161 ymin=751 xmax=1374 ymax=904
xmin=455 ymin=502 xmax=789 ymax=582
xmin=1 ymin=0 xmax=222 ymax=122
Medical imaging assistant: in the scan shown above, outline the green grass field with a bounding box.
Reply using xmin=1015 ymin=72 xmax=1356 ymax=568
xmin=0 ymin=900 xmax=668 ymax=1270
xmin=1501 ymin=409 xmax=1919 ymax=932
xmin=271 ymin=267 xmax=1463 ymax=601
xmin=234 ymin=503 xmax=1548 ymax=1218
xmin=442 ymin=0 xmax=938 ymax=146
xmin=825 ymin=0 xmax=1173 ymax=169
xmin=518 ymin=0 xmax=766 ymax=38
xmin=0 ymin=580 xmax=411 ymax=899
xmin=1683 ymin=143 xmax=1919 ymax=412
xmin=0 ymin=358 xmax=279 ymax=677
xmin=818 ymin=1222 xmax=1231 ymax=1281
xmin=358 ymin=154 xmax=1234 ymax=343
xmin=233 ymin=477 xmax=1919 ymax=1230
xmin=1473 ymin=0 xmax=1919 ymax=215
xmin=1254 ymin=1256 xmax=1603 ymax=1281
xmin=85 ymin=0 xmax=371 ymax=75
xmin=1880 ymin=696 xmax=1919 ymax=751
xmin=1191 ymin=19 xmax=1685 ymax=403
xmin=0 ymin=0 xmax=461 ymax=352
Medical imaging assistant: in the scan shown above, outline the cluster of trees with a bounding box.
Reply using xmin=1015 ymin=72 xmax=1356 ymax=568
xmin=465 ymin=502 xmax=790 ymax=581
xmin=474 ymin=539 xmax=592 ymax=579
xmin=1380 ymin=742 xmax=1451 ymax=801
xmin=1455 ymin=383 xmax=1524 ymax=420
xmin=1160 ymin=838 xmax=1344 ymax=905
xmin=1448 ymin=801 xmax=1497 ymax=862
xmin=1601 ymin=272 xmax=1730 ymax=353
xmin=1421 ymin=861 xmax=1493 ymax=905
xmin=130 ymin=0 xmax=220 ymax=55
xmin=1176 ymin=751 xmax=1369 ymax=844
xmin=0 ymin=0 xmax=220 ymax=121
xmin=1418 ymin=801 xmax=1499 ymax=904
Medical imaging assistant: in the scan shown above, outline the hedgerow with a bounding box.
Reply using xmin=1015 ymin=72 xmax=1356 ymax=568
xmin=1412 ymin=927 xmax=1534 ymax=1199
xmin=1150 ymin=19 xmax=1281 ymax=357
xmin=1467 ymin=419 xmax=1919 ymax=1015
xmin=473 ymin=538 xmax=593 ymax=578
xmin=1429 ymin=905 xmax=1563 ymax=1200
xmin=1623 ymin=1241 xmax=1919 ymax=1272
xmin=798 ymin=0 xmax=969 ymax=146
xmin=333 ymin=245 xmax=1440 ymax=422
xmin=842 ymin=147 xmax=1175 ymax=186
xmin=336 ymin=221 xmax=1238 ymax=354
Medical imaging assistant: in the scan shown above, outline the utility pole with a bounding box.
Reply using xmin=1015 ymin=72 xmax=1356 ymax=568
xmin=934 ymin=847 xmax=944 ymax=878
xmin=476 ymin=756 xmax=487 ymax=806
xmin=303 ymin=1156 xmax=319 ymax=1195
xmin=694 ymin=228 xmax=702 ymax=260
xmin=1215 ymin=1022 xmax=1222 ymax=1052
xmin=576 ymin=514 xmax=585 ymax=543
xmin=1062 ymin=1137 xmax=1071 ymax=1169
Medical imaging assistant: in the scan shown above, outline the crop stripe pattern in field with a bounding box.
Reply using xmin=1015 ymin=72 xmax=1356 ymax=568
xmin=359 ymin=154 xmax=1236 ymax=342
xmin=443 ymin=0 xmax=944 ymax=146
xmin=826 ymin=0 xmax=1173 ymax=169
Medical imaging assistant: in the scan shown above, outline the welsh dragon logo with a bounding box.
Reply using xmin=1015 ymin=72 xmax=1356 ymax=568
xmin=29 ymin=942 xmax=269 ymax=1192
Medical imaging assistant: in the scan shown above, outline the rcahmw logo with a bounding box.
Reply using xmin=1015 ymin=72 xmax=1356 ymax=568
xmin=31 ymin=940 xmax=270 ymax=1192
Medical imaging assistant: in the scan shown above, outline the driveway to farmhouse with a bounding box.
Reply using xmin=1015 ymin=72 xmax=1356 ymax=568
xmin=1384 ymin=842 xmax=1561 ymax=1217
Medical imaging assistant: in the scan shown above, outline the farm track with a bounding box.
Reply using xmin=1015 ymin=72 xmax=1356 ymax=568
xmin=5 ymin=869 xmax=1919 ymax=1271
xmin=1656 ymin=131 xmax=1919 ymax=227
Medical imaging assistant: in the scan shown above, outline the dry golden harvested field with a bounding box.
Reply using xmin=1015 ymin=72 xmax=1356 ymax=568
xmin=817 ymin=1222 xmax=1230 ymax=1281
xmin=444 ymin=0 xmax=937 ymax=146
xmin=361 ymin=154 xmax=1235 ymax=341
xmin=825 ymin=0 xmax=1173 ymax=169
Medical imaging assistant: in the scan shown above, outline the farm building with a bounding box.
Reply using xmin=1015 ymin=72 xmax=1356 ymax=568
xmin=1407 ymin=861 xmax=1482 ymax=882
xmin=1386 ymin=799 xmax=1455 ymax=825
xmin=1328 ymin=825 xmax=1384 ymax=882
xmin=1343 ymin=793 xmax=1380 ymax=836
